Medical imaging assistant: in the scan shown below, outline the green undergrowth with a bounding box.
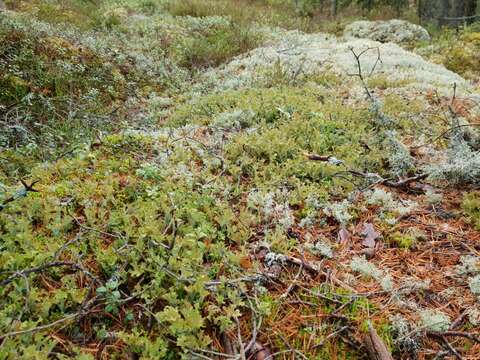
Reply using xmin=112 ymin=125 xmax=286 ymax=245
xmin=0 ymin=16 xmax=128 ymax=163
xmin=0 ymin=134 xmax=254 ymax=357
xmin=0 ymin=1 xmax=265 ymax=169
xmin=0 ymin=76 xmax=439 ymax=356
xmin=4 ymin=0 xmax=104 ymax=30
xmin=463 ymin=192 xmax=480 ymax=230
xmin=414 ymin=24 xmax=480 ymax=81
xmin=0 ymin=85 xmax=414 ymax=356
xmin=2 ymin=0 xmax=480 ymax=358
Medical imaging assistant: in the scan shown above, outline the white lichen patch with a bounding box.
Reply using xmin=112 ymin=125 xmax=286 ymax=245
xmin=201 ymin=31 xmax=468 ymax=96
xmin=324 ymin=200 xmax=353 ymax=226
xmin=212 ymin=109 xmax=257 ymax=132
xmin=456 ymin=255 xmax=480 ymax=275
xmin=425 ymin=188 xmax=443 ymax=205
xmin=367 ymin=188 xmax=417 ymax=217
xmin=467 ymin=307 xmax=480 ymax=326
xmin=350 ymin=256 xmax=393 ymax=291
xmin=343 ymin=19 xmax=430 ymax=43
xmin=390 ymin=314 xmax=420 ymax=354
xmin=419 ymin=309 xmax=451 ymax=332
xmin=424 ymin=137 xmax=480 ymax=185
xmin=305 ymin=235 xmax=334 ymax=259
xmin=247 ymin=189 xmax=294 ymax=229
xmin=469 ymin=274 xmax=480 ymax=296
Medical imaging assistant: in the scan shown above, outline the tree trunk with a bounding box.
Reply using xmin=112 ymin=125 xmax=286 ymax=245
xmin=419 ymin=0 xmax=450 ymax=25
xmin=419 ymin=0 xmax=478 ymax=26
xmin=331 ymin=0 xmax=337 ymax=18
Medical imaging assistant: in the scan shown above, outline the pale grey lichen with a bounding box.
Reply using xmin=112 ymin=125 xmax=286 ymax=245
xmin=399 ymin=277 xmax=431 ymax=294
xmin=212 ymin=109 xmax=256 ymax=132
xmin=368 ymin=188 xmax=396 ymax=208
xmin=264 ymin=252 xmax=287 ymax=267
xmin=344 ymin=19 xmax=431 ymax=43
xmin=324 ymin=200 xmax=353 ymax=225
xmin=390 ymin=314 xmax=420 ymax=355
xmin=369 ymin=98 xmax=394 ymax=128
xmin=469 ymin=274 xmax=480 ymax=296
xmin=200 ymin=32 xmax=467 ymax=96
xmin=247 ymin=189 xmax=294 ymax=229
xmin=425 ymin=134 xmax=480 ymax=185
xmin=467 ymin=307 xmax=480 ymax=326
xmin=419 ymin=309 xmax=451 ymax=332
xmin=456 ymin=255 xmax=480 ymax=275
xmin=425 ymin=188 xmax=443 ymax=205
xmin=385 ymin=130 xmax=414 ymax=177
xmin=367 ymin=188 xmax=417 ymax=216
xmin=307 ymin=238 xmax=334 ymax=259
xmin=350 ymin=256 xmax=393 ymax=291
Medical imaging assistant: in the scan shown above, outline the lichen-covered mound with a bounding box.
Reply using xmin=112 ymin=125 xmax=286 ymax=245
xmin=202 ymin=30 xmax=467 ymax=97
xmin=344 ymin=19 xmax=431 ymax=43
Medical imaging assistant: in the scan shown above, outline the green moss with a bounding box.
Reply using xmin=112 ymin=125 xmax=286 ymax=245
xmin=366 ymin=75 xmax=413 ymax=90
xmin=7 ymin=0 xmax=103 ymax=30
xmin=0 ymin=17 xmax=130 ymax=161
xmin=174 ymin=23 xmax=263 ymax=70
xmin=415 ymin=25 xmax=480 ymax=81
xmin=462 ymin=192 xmax=480 ymax=230
xmin=388 ymin=231 xmax=416 ymax=249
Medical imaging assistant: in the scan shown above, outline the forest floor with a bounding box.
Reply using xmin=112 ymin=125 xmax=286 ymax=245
xmin=1 ymin=1 xmax=480 ymax=359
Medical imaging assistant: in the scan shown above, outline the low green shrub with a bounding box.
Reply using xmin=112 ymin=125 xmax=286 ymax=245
xmin=463 ymin=192 xmax=480 ymax=230
xmin=176 ymin=23 xmax=261 ymax=69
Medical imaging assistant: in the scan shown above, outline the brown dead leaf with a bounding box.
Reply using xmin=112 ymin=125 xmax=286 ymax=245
xmin=239 ymin=256 xmax=252 ymax=270
xmin=361 ymin=223 xmax=380 ymax=248
xmin=338 ymin=228 xmax=351 ymax=245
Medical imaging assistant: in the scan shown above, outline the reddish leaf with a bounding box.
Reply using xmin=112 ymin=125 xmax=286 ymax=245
xmin=361 ymin=223 xmax=380 ymax=248
xmin=338 ymin=228 xmax=351 ymax=245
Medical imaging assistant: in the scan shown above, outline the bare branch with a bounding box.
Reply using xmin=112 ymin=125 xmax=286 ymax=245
xmin=0 ymin=180 xmax=40 ymax=212
xmin=0 ymin=261 xmax=98 ymax=287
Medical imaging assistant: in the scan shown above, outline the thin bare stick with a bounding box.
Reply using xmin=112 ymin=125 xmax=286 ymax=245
xmin=313 ymin=325 xmax=350 ymax=349
xmin=1 ymin=261 xmax=97 ymax=286
xmin=0 ymin=296 xmax=98 ymax=341
xmin=234 ymin=317 xmax=246 ymax=360
xmin=0 ymin=180 xmax=39 ymax=211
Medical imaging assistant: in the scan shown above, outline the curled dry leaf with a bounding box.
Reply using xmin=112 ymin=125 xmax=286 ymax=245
xmin=361 ymin=223 xmax=380 ymax=248
xmin=239 ymin=255 xmax=252 ymax=270
xmin=338 ymin=228 xmax=351 ymax=245
xmin=362 ymin=247 xmax=376 ymax=259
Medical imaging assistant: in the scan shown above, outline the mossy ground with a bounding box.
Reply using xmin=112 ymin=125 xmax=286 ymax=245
xmin=1 ymin=1 xmax=480 ymax=359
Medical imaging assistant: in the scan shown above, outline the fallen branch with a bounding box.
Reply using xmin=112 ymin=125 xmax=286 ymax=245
xmin=428 ymin=330 xmax=480 ymax=344
xmin=284 ymin=255 xmax=320 ymax=274
xmin=0 ymin=180 xmax=39 ymax=211
xmin=0 ymin=261 xmax=98 ymax=287
xmin=363 ymin=322 xmax=394 ymax=360
xmin=304 ymin=153 xmax=343 ymax=165
xmin=0 ymin=295 xmax=98 ymax=341
xmin=380 ymin=173 xmax=429 ymax=188
xmin=306 ymin=153 xmax=429 ymax=189
xmin=427 ymin=332 xmax=464 ymax=360
xmin=439 ymin=335 xmax=463 ymax=360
